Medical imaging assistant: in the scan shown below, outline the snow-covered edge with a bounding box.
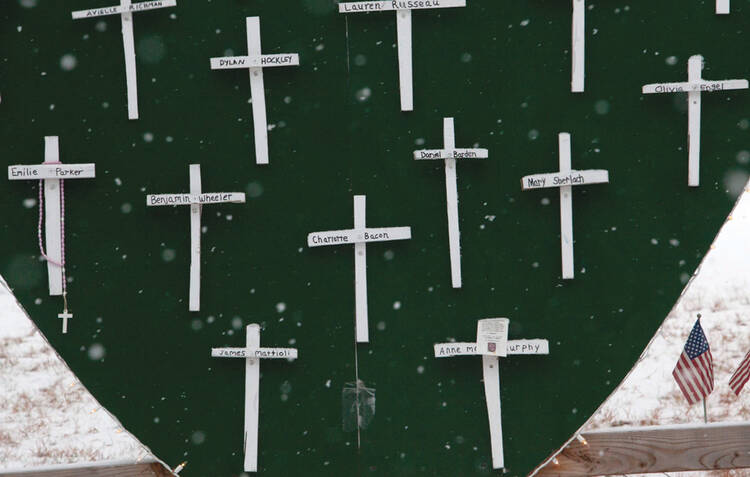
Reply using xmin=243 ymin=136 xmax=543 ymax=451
xmin=0 ymin=274 xmax=176 ymax=476
xmin=528 ymin=180 xmax=750 ymax=476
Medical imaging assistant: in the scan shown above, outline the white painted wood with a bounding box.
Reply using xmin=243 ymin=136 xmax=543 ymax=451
xmin=244 ymin=324 xmax=260 ymax=472
xmin=396 ymin=9 xmax=413 ymax=111
xmin=210 ymin=324 xmax=297 ymax=473
xmin=442 ymin=118 xmax=462 ymax=288
xmin=571 ymin=0 xmax=585 ymax=92
xmin=520 ymin=133 xmax=608 ymax=280
xmin=58 ymin=310 xmax=73 ymax=334
xmin=717 ymin=0 xmax=730 ymax=14
xmin=414 ymin=118 xmax=488 ymax=288
xmin=188 ymin=164 xmax=201 ymax=312
xmin=120 ymin=0 xmax=138 ymax=120
xmin=434 ymin=320 xmax=549 ymax=470
xmin=211 ymin=347 xmax=298 ymax=359
xmin=521 ymin=169 xmax=609 ymax=190
xmin=687 ymin=55 xmax=702 ymax=187
xmin=44 ymin=137 xmax=63 ymax=296
xmin=307 ymin=196 xmax=412 ymax=343
xmin=338 ymin=0 xmax=465 ymax=111
xmin=210 ymin=54 xmax=300 ymax=69
xmin=146 ymin=165 xmax=245 ymax=311
xmin=8 ymin=164 xmax=96 ymax=180
xmin=354 ymin=195 xmax=369 ymax=343
xmin=246 ymin=17 xmax=269 ymax=165
xmin=71 ymin=0 xmax=175 ymax=119
xmin=338 ymin=0 xmax=465 ymax=12
xmin=435 ymin=339 xmax=550 ymax=357
xmin=483 ymin=354 xmax=504 ymax=469
xmin=641 ymin=55 xmax=748 ymax=186
xmin=71 ymin=0 xmax=176 ymax=19
xmin=558 ymin=133 xmax=574 ymax=279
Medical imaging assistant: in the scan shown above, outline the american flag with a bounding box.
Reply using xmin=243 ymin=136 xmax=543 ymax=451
xmin=672 ymin=319 xmax=713 ymax=405
xmin=729 ymin=350 xmax=750 ymax=396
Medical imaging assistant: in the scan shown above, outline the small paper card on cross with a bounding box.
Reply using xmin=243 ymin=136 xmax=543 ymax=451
xmin=642 ymin=55 xmax=748 ymax=187
xmin=413 ymin=117 xmax=488 ymax=288
xmin=434 ymin=318 xmax=549 ymax=470
xmin=146 ymin=164 xmax=245 ymax=311
xmin=338 ymin=0 xmax=466 ymax=111
xmin=212 ymin=324 xmax=297 ymax=472
xmin=307 ymin=195 xmax=411 ymax=343
xmin=71 ymin=0 xmax=177 ymax=120
xmin=520 ymin=132 xmax=609 ymax=280
xmin=210 ymin=17 xmax=300 ymax=165
xmin=7 ymin=136 xmax=96 ymax=298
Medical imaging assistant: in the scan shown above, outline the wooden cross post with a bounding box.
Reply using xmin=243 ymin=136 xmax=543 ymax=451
xmin=413 ymin=117 xmax=488 ymax=288
xmin=71 ymin=0 xmax=177 ymax=120
xmin=642 ymin=55 xmax=748 ymax=187
xmin=146 ymin=164 xmax=245 ymax=311
xmin=571 ymin=0 xmax=585 ymax=92
xmin=520 ymin=133 xmax=608 ymax=280
xmin=307 ymin=195 xmax=412 ymax=343
xmin=434 ymin=318 xmax=549 ymax=470
xmin=338 ymin=0 xmax=467 ymax=111
xmin=7 ymin=136 xmax=96 ymax=298
xmin=717 ymin=0 xmax=730 ymax=14
xmin=210 ymin=17 xmax=300 ymax=165
xmin=211 ymin=324 xmax=298 ymax=472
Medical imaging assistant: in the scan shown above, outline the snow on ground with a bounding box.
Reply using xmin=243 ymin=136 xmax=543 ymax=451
xmin=0 ymin=275 xmax=155 ymax=470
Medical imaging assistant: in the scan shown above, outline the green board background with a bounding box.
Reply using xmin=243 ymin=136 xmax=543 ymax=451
xmin=2 ymin=0 xmax=750 ymax=475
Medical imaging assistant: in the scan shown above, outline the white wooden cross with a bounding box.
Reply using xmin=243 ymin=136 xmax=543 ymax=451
xmin=642 ymin=55 xmax=748 ymax=187
xmin=307 ymin=195 xmax=411 ymax=343
xmin=571 ymin=0 xmax=585 ymax=92
xmin=413 ymin=117 xmax=488 ymax=288
xmin=7 ymin=136 xmax=96 ymax=297
xmin=434 ymin=318 xmax=549 ymax=470
xmin=210 ymin=17 xmax=300 ymax=165
xmin=146 ymin=164 xmax=245 ymax=311
xmin=520 ymin=133 xmax=608 ymax=280
xmin=717 ymin=0 xmax=730 ymax=14
xmin=71 ymin=0 xmax=177 ymax=120
xmin=211 ymin=324 xmax=298 ymax=472
xmin=338 ymin=0 xmax=466 ymax=111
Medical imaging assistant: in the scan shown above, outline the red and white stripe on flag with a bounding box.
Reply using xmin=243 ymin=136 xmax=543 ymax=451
xmin=729 ymin=350 xmax=750 ymax=396
xmin=672 ymin=319 xmax=714 ymax=405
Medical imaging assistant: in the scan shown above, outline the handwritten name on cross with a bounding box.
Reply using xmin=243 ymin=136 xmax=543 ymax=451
xmin=434 ymin=318 xmax=549 ymax=469
xmin=7 ymin=136 xmax=96 ymax=298
xmin=642 ymin=55 xmax=748 ymax=187
xmin=307 ymin=195 xmax=412 ymax=343
xmin=72 ymin=0 xmax=177 ymax=120
xmin=211 ymin=324 xmax=298 ymax=472
xmin=146 ymin=164 xmax=245 ymax=311
xmin=338 ymin=0 xmax=466 ymax=111
xmin=521 ymin=133 xmax=608 ymax=279
xmin=210 ymin=17 xmax=300 ymax=165
xmin=413 ymin=117 xmax=488 ymax=288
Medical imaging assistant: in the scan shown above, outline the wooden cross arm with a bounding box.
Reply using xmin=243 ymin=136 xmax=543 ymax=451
xmin=521 ymin=170 xmax=609 ymax=190
xmin=145 ymin=192 xmax=246 ymax=206
xmin=642 ymin=79 xmax=749 ymax=94
xmin=434 ymin=339 xmax=550 ymax=358
xmin=413 ymin=148 xmax=489 ymax=160
xmin=72 ymin=0 xmax=176 ymax=19
xmin=307 ymin=226 xmax=412 ymax=247
xmin=338 ymin=0 xmax=466 ymax=13
xmin=8 ymin=164 xmax=96 ymax=180
xmin=211 ymin=347 xmax=298 ymax=359
xmin=210 ymin=54 xmax=300 ymax=70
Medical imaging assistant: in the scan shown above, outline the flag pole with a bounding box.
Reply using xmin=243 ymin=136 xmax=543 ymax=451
xmin=702 ymin=397 xmax=708 ymax=424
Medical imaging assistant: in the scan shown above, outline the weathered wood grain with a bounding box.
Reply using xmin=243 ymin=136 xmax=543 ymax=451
xmin=1 ymin=462 xmax=173 ymax=477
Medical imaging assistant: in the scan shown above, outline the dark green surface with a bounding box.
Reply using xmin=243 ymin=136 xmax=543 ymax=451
xmin=2 ymin=0 xmax=750 ymax=475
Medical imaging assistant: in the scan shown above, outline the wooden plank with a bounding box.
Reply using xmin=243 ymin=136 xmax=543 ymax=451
xmin=353 ymin=195 xmax=369 ymax=343
xmin=43 ymin=136 xmax=63 ymax=296
xmin=687 ymin=55 xmax=702 ymax=187
xmin=120 ymin=0 xmax=139 ymax=120
xmin=1 ymin=462 xmax=173 ymax=476
xmin=557 ymin=133 xmax=574 ymax=279
xmin=396 ymin=9 xmax=413 ymax=111
xmin=717 ymin=0 xmax=730 ymax=14
xmin=534 ymin=422 xmax=750 ymax=476
xmin=571 ymin=0 xmax=585 ymax=92
xmin=482 ymin=355 xmax=504 ymax=469
xmin=188 ymin=164 xmax=201 ymax=312
xmin=246 ymin=17 xmax=269 ymax=165
xmin=443 ymin=118 xmax=461 ymax=288
xmin=244 ymin=324 xmax=261 ymax=472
